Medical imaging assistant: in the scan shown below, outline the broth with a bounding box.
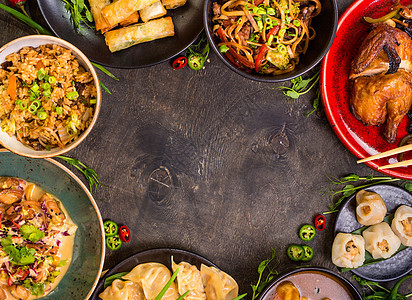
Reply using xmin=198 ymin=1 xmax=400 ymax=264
xmin=264 ymin=271 xmax=355 ymax=300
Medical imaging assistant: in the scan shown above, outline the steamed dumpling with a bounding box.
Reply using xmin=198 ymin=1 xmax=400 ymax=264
xmin=362 ymin=222 xmax=401 ymax=259
xmin=171 ymin=257 xmax=206 ymax=300
xmin=391 ymin=205 xmax=412 ymax=246
xmin=99 ymin=279 xmax=144 ymax=300
xmin=200 ymin=264 xmax=239 ymax=300
xmin=123 ymin=262 xmax=179 ymax=300
xmin=332 ymin=233 xmax=365 ymax=268
xmin=356 ymin=190 xmax=387 ymax=226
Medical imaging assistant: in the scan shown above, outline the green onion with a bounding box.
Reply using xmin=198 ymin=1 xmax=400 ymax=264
xmin=48 ymin=76 xmax=57 ymax=84
xmin=31 ymin=100 xmax=41 ymax=108
xmin=66 ymin=91 xmax=79 ymax=100
xmin=267 ymin=35 xmax=274 ymax=46
xmin=42 ymin=83 xmax=51 ymax=90
xmin=154 ymin=268 xmax=179 ymax=300
xmin=43 ymin=90 xmax=51 ymax=98
xmin=55 ymin=107 xmax=63 ymax=115
xmin=91 ymin=62 xmax=119 ymax=81
xmin=285 ymin=16 xmax=291 ymax=23
xmin=37 ymin=69 xmax=46 ymax=80
xmin=265 ymin=17 xmax=272 ymax=24
xmin=89 ymin=99 xmax=97 ymax=104
xmin=176 ymin=291 xmax=190 ymax=300
xmin=19 ymin=101 xmax=28 ymax=110
xmin=279 ymin=28 xmax=286 ymax=37
xmin=233 ymin=294 xmax=248 ymax=300
xmin=277 ymin=44 xmax=287 ymax=53
xmin=257 ymin=7 xmax=266 ymax=14
xmin=37 ymin=111 xmax=47 ymax=120
xmin=273 ymin=20 xmax=278 ymax=26
xmin=293 ymin=19 xmax=301 ymax=27
xmin=219 ymin=45 xmax=230 ymax=53
xmin=257 ymin=20 xmax=264 ymax=31
xmin=267 ymin=7 xmax=275 ymax=15
xmin=237 ymin=18 xmax=242 ymax=24
xmin=31 ymin=83 xmax=39 ymax=93
xmin=252 ymin=7 xmax=259 ymax=14
xmin=0 ymin=4 xmax=53 ymax=36
xmin=14 ymin=100 xmax=21 ymax=105
xmin=28 ymin=104 xmax=37 ymax=114
xmin=100 ymin=81 xmax=111 ymax=95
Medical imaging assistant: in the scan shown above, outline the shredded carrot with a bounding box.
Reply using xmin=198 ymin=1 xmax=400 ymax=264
xmin=7 ymin=74 xmax=17 ymax=101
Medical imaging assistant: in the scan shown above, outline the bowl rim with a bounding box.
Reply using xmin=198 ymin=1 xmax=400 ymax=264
xmin=203 ymin=0 xmax=339 ymax=83
xmin=0 ymin=35 xmax=101 ymax=158
xmin=257 ymin=266 xmax=362 ymax=300
xmin=0 ymin=148 xmax=106 ymax=299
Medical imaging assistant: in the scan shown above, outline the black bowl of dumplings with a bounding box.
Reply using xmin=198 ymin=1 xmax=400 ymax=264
xmin=332 ymin=185 xmax=412 ymax=281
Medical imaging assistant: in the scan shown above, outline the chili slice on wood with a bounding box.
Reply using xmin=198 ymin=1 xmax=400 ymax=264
xmin=287 ymin=244 xmax=304 ymax=261
xmin=106 ymin=235 xmax=122 ymax=250
xmin=119 ymin=225 xmax=131 ymax=243
xmin=172 ymin=56 xmax=187 ymax=70
xmin=103 ymin=220 xmax=118 ymax=237
xmin=314 ymin=214 xmax=326 ymax=231
xmin=299 ymin=224 xmax=316 ymax=241
xmin=302 ymin=245 xmax=314 ymax=261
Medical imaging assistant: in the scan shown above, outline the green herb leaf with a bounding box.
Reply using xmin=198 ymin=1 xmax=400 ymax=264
xmin=20 ymin=224 xmax=45 ymax=242
xmin=251 ymin=247 xmax=278 ymax=300
xmin=104 ymin=272 xmax=129 ymax=289
xmin=233 ymin=293 xmax=248 ymax=300
xmin=1 ymin=236 xmax=12 ymax=248
xmin=404 ymin=182 xmax=412 ymax=192
xmin=30 ymin=282 xmax=45 ymax=296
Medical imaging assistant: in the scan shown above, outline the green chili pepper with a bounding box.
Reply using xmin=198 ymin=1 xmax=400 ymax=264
xmin=287 ymin=244 xmax=304 ymax=261
xmin=106 ymin=235 xmax=122 ymax=251
xmin=103 ymin=220 xmax=118 ymax=237
xmin=188 ymin=53 xmax=205 ymax=71
xmin=299 ymin=224 xmax=316 ymax=241
xmin=302 ymin=245 xmax=314 ymax=261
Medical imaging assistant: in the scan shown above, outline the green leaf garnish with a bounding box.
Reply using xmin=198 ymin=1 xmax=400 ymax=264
xmin=20 ymin=224 xmax=45 ymax=243
xmin=103 ymin=272 xmax=129 ymax=289
xmin=154 ymin=268 xmax=179 ymax=300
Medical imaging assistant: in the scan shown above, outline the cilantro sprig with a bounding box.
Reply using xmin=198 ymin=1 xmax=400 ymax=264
xmin=1 ymin=237 xmax=36 ymax=266
xmin=322 ymin=174 xmax=411 ymax=214
xmin=20 ymin=224 xmax=45 ymax=243
xmin=61 ymin=0 xmax=94 ymax=33
xmin=251 ymin=247 xmax=279 ymax=300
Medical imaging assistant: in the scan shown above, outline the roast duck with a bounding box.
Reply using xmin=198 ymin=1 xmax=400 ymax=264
xmin=350 ymin=23 xmax=412 ymax=143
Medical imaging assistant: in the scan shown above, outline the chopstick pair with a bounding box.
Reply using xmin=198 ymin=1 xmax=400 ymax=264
xmin=357 ymin=144 xmax=412 ymax=170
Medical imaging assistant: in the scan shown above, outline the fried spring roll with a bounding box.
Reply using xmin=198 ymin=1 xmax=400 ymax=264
xmin=161 ymin=0 xmax=186 ymax=9
xmin=104 ymin=17 xmax=175 ymax=52
xmin=140 ymin=2 xmax=167 ymax=23
xmin=101 ymin=0 xmax=158 ymax=27
xmin=89 ymin=0 xmax=111 ymax=32
xmin=120 ymin=12 xmax=140 ymax=27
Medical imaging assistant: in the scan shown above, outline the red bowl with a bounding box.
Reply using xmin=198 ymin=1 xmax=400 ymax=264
xmin=321 ymin=0 xmax=412 ymax=179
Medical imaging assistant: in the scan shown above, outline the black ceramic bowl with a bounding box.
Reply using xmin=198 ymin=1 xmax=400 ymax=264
xmin=204 ymin=0 xmax=338 ymax=82
xmin=257 ymin=267 xmax=362 ymax=300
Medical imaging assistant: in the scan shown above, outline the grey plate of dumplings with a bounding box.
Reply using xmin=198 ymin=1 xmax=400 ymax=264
xmin=334 ymin=184 xmax=412 ymax=282
xmin=90 ymin=248 xmax=218 ymax=299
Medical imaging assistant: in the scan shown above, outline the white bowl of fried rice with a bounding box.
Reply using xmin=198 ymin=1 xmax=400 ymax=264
xmin=0 ymin=35 xmax=101 ymax=158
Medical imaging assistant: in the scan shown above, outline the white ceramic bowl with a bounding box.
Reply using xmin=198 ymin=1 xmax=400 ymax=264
xmin=0 ymin=35 xmax=101 ymax=158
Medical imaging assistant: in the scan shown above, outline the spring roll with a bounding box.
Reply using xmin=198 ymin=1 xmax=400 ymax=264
xmin=140 ymin=1 xmax=167 ymax=23
xmin=120 ymin=12 xmax=140 ymax=27
xmin=104 ymin=17 xmax=175 ymax=52
xmin=101 ymin=0 xmax=158 ymax=27
xmin=161 ymin=0 xmax=186 ymax=9
xmin=89 ymin=0 xmax=111 ymax=32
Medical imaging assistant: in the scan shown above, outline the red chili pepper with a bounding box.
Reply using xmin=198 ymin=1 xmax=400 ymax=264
xmin=172 ymin=56 xmax=187 ymax=70
xmin=9 ymin=0 xmax=26 ymax=7
xmin=7 ymin=276 xmax=13 ymax=287
xmin=216 ymin=28 xmax=254 ymax=69
xmin=255 ymin=26 xmax=280 ymax=72
xmin=119 ymin=225 xmax=131 ymax=243
xmin=314 ymin=214 xmax=326 ymax=231
xmin=11 ymin=220 xmax=20 ymax=229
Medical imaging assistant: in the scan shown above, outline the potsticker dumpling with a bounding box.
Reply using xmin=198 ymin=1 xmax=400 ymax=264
xmin=99 ymin=279 xmax=144 ymax=300
xmin=122 ymin=262 xmax=179 ymax=300
xmin=391 ymin=205 xmax=412 ymax=246
xmin=332 ymin=233 xmax=365 ymax=268
xmin=363 ymin=222 xmax=401 ymax=259
xmin=171 ymin=257 xmax=206 ymax=300
xmin=356 ymin=190 xmax=387 ymax=226
xmin=200 ymin=264 xmax=238 ymax=300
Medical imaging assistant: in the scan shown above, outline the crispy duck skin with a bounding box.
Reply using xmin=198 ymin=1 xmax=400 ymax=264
xmin=350 ymin=24 xmax=412 ymax=80
xmin=351 ymin=70 xmax=412 ymax=143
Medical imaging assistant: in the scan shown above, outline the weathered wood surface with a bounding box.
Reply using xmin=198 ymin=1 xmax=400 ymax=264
xmin=0 ymin=0 xmax=410 ymax=296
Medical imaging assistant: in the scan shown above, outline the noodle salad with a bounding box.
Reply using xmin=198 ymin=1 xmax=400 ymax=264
xmin=211 ymin=0 xmax=321 ymax=74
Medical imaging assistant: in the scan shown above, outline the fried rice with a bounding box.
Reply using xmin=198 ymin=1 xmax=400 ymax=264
xmin=0 ymin=44 xmax=96 ymax=150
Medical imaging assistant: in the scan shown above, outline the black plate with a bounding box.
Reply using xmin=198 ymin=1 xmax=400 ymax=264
xmin=334 ymin=185 xmax=412 ymax=282
xmin=90 ymin=248 xmax=217 ymax=299
xmin=37 ymin=0 xmax=204 ymax=68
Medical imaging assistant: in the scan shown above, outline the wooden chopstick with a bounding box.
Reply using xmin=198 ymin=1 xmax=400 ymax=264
xmin=357 ymin=144 xmax=412 ymax=164
xmin=378 ymin=158 xmax=412 ymax=170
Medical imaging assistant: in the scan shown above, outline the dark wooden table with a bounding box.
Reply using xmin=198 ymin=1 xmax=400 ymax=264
xmin=0 ymin=0 xmax=410 ymax=297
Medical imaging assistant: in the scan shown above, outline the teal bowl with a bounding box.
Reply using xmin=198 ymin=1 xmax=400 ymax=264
xmin=0 ymin=149 xmax=105 ymax=299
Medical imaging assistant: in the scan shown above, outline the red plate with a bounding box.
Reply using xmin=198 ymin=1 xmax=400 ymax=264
xmin=321 ymin=0 xmax=412 ymax=180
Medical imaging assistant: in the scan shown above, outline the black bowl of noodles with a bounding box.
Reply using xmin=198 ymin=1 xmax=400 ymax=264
xmin=204 ymin=0 xmax=338 ymax=82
